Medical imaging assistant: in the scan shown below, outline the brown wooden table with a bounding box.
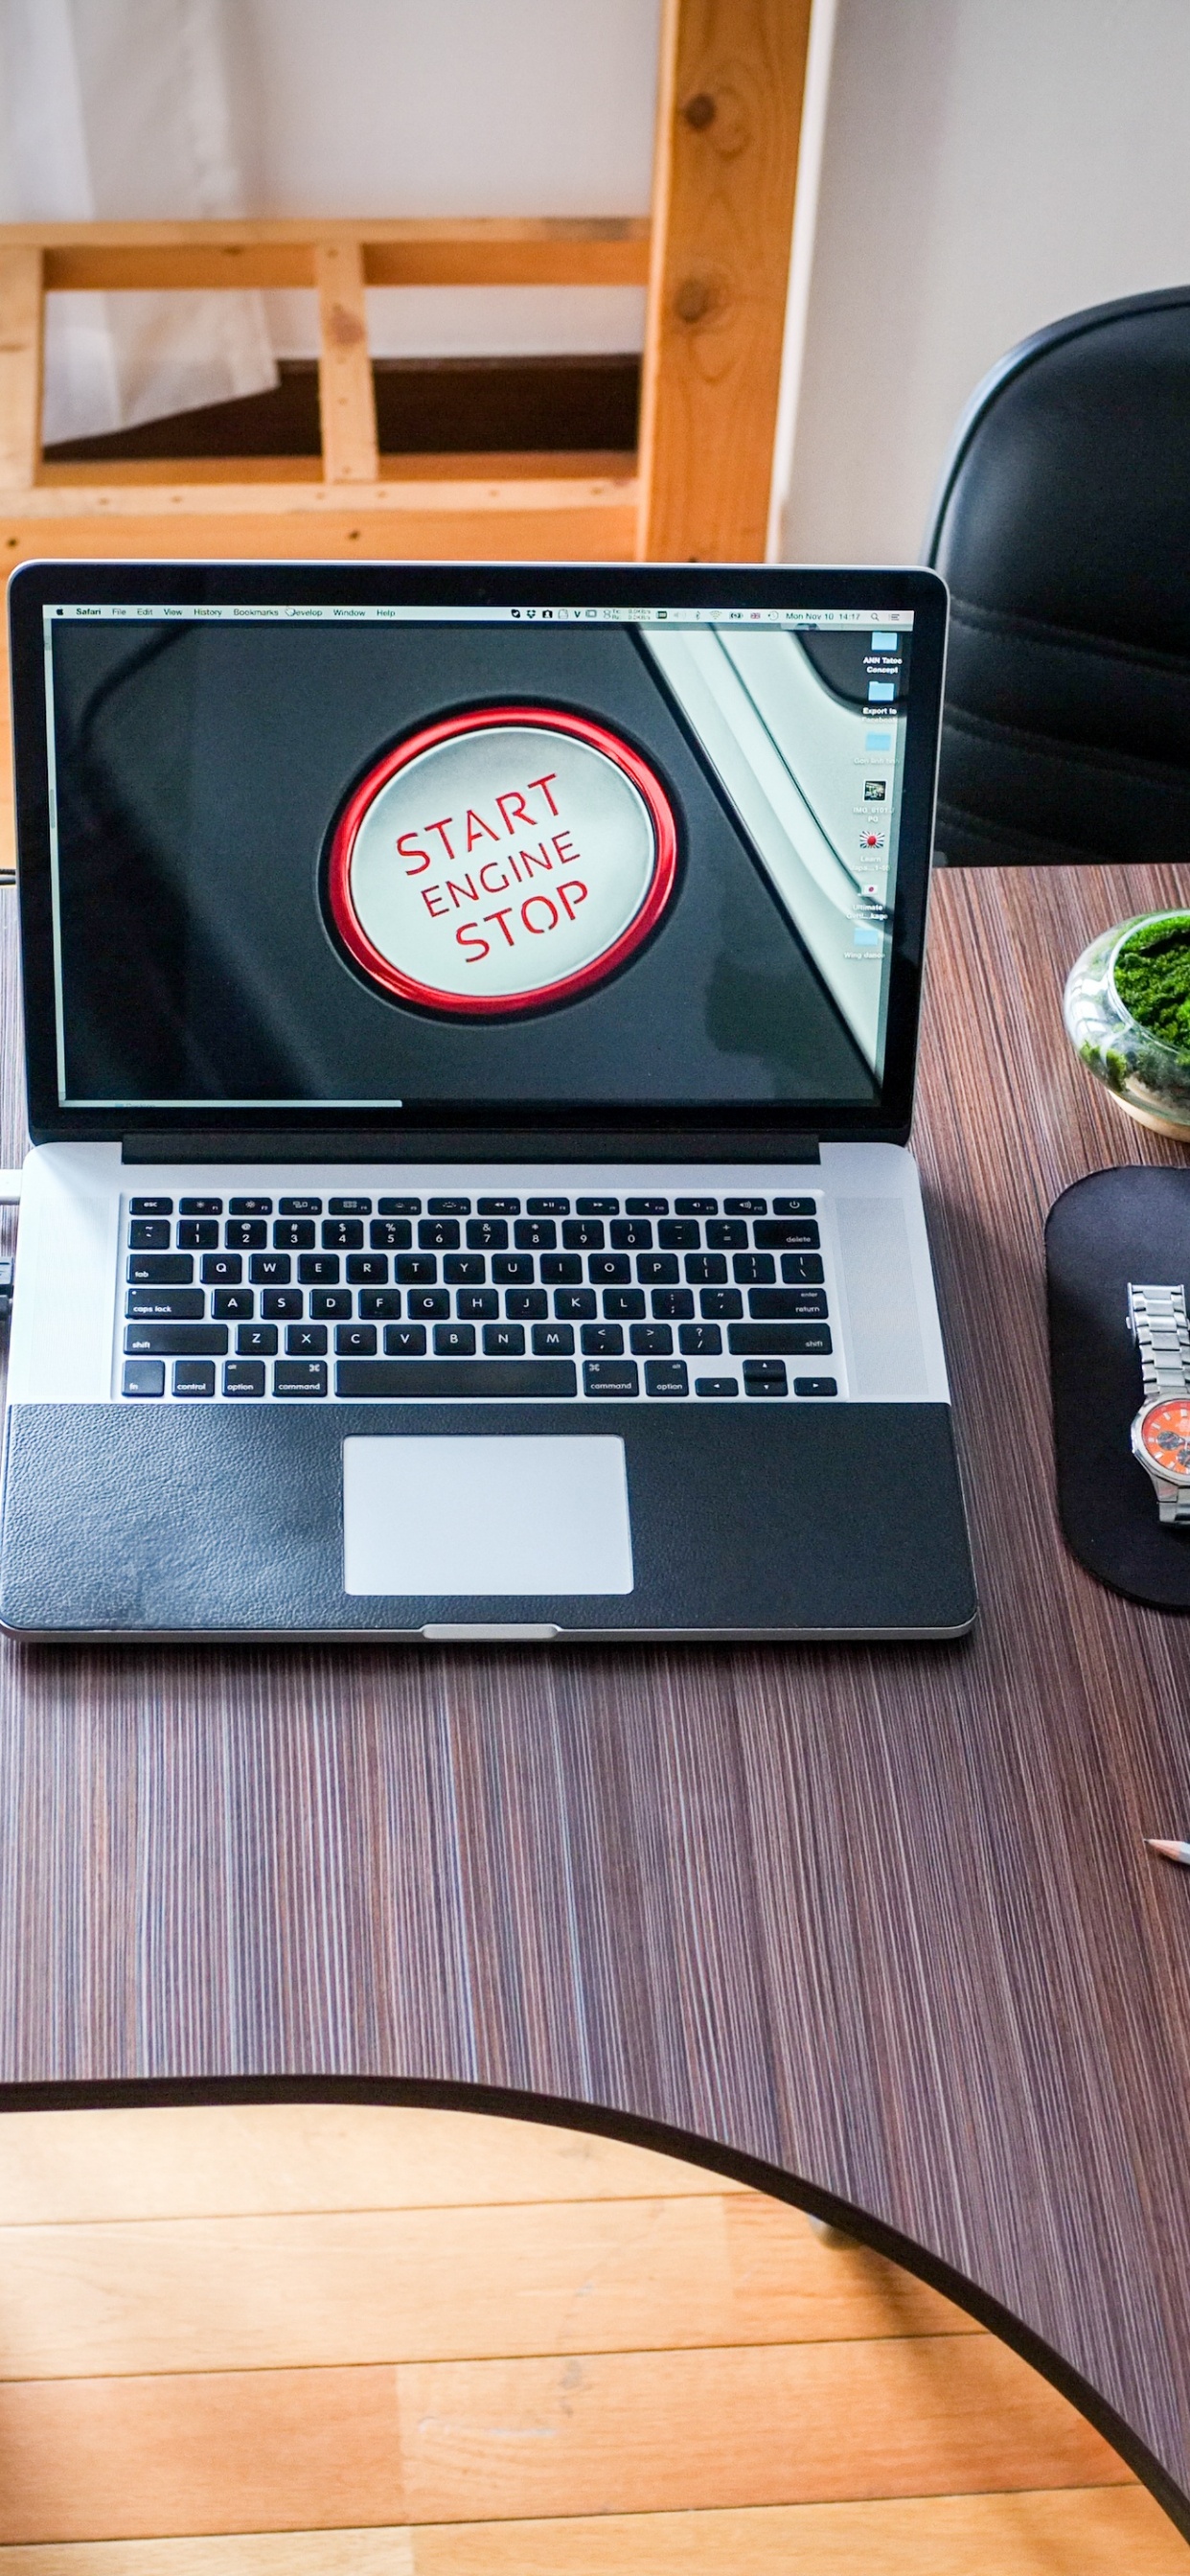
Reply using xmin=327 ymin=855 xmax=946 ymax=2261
xmin=1 ymin=863 xmax=1189 ymax=2527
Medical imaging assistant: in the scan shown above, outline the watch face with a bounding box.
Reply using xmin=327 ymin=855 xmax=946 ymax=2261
xmin=1140 ymin=1397 xmax=1190 ymax=1479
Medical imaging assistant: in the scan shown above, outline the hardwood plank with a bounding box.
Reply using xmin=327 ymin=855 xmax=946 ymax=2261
xmin=0 ymin=2196 xmax=971 ymax=2380
xmin=396 ymin=2336 xmax=1128 ymax=2523
xmin=410 ymin=2487 xmax=1190 ymax=2572
xmin=0 ymin=2106 xmax=740 ymax=2225
xmin=315 ymin=243 xmax=378 ymax=487
xmin=637 ymin=0 xmax=812 ymax=559
xmin=21 ymin=218 xmax=651 ymax=294
xmin=0 ymin=474 xmax=636 ymax=514
xmin=0 ymin=2538 xmax=414 ymax=2575
xmin=0 ymin=247 xmax=41 ymax=491
xmin=0 ymin=500 xmax=638 ymax=560
xmin=34 ymin=452 xmax=636 ymax=489
xmin=0 ymin=2366 xmax=401 ymax=2545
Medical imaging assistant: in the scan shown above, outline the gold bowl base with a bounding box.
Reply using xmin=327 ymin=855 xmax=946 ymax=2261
xmin=1107 ymin=1091 xmax=1190 ymax=1142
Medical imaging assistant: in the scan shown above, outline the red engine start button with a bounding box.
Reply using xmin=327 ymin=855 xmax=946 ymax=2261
xmin=328 ymin=705 xmax=677 ymax=1015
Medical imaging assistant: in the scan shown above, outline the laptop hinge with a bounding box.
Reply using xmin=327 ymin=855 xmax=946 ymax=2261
xmin=120 ymin=1126 xmax=822 ymax=1165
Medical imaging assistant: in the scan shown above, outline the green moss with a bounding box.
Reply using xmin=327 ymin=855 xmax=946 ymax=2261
xmin=1113 ymin=915 xmax=1190 ymax=1057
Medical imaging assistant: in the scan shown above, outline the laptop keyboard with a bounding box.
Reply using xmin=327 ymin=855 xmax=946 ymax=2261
xmin=120 ymin=1190 xmax=836 ymax=1404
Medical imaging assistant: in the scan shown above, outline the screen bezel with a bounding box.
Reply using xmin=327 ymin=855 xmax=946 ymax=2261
xmin=8 ymin=557 xmax=948 ymax=1152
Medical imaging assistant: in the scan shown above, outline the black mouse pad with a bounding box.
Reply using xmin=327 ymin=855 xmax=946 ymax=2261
xmin=1046 ymin=1165 xmax=1190 ymax=1607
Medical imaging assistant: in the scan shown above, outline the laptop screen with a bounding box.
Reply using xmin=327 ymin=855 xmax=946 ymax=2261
xmin=11 ymin=565 xmax=945 ymax=1140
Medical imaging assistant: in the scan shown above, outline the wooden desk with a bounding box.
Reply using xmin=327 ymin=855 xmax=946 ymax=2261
xmin=1 ymin=862 xmax=1189 ymax=2527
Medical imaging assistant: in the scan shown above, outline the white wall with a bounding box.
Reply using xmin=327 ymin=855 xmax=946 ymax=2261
xmin=781 ymin=0 xmax=1190 ymax=565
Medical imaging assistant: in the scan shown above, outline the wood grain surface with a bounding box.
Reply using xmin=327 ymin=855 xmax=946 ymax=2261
xmin=0 ymin=866 xmax=1189 ymax=2524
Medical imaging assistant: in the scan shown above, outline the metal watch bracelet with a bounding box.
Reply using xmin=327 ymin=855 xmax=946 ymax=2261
xmin=1129 ymin=1282 xmax=1190 ymax=1523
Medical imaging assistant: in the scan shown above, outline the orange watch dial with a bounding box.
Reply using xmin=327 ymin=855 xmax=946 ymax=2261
xmin=1141 ymin=1397 xmax=1190 ymax=1475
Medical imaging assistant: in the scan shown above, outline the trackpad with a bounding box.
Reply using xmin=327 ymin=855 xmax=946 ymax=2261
xmin=343 ymin=1435 xmax=634 ymax=1596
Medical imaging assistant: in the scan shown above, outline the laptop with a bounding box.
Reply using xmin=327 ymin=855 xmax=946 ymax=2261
xmin=0 ymin=557 xmax=974 ymax=1643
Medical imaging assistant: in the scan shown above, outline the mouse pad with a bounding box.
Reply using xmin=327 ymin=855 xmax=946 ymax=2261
xmin=1046 ymin=1165 xmax=1190 ymax=1607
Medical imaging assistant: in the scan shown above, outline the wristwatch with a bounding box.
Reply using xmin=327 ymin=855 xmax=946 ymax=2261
xmin=1128 ymin=1282 xmax=1190 ymax=1523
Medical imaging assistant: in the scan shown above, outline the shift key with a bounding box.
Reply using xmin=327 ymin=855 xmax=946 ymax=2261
xmin=124 ymin=1323 xmax=228 ymax=1356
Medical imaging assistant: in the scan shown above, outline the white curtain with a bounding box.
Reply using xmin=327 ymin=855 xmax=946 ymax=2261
xmin=0 ymin=0 xmax=276 ymax=446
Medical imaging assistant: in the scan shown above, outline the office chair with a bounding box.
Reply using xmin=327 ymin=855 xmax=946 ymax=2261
xmin=924 ymin=285 xmax=1190 ymax=865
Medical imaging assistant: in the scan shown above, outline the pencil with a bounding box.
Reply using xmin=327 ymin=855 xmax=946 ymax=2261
xmin=1147 ymin=1839 xmax=1190 ymax=1867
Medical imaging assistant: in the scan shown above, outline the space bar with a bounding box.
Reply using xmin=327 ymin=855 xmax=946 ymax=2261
xmin=335 ymin=1359 xmax=578 ymax=1399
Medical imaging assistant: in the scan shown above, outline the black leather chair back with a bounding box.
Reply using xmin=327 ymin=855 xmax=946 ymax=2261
xmin=924 ymin=286 xmax=1190 ymax=864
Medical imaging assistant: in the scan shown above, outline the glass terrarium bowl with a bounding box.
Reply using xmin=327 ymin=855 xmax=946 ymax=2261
xmin=1064 ymin=909 xmax=1190 ymax=1139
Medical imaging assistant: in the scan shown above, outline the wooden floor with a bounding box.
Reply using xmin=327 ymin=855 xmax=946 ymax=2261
xmin=0 ymin=2103 xmax=1178 ymax=2570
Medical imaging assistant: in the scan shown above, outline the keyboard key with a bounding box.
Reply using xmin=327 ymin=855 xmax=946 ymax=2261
xmin=588 ymin=1254 xmax=630 ymax=1284
xmin=696 ymin=1376 xmax=739 ymax=1397
xmin=223 ymin=1361 xmax=265 ymax=1397
xmin=533 ymin=1322 xmax=574 ymax=1356
xmin=724 ymin=1196 xmax=767 ymax=1215
xmin=526 ymin=1197 xmax=569 ymax=1214
xmin=125 ymin=1323 xmax=227 ymax=1356
xmin=630 ymin=1323 xmax=672 ymax=1354
xmin=427 ymin=1196 xmax=469 ymax=1215
xmin=505 ymin=1288 xmax=547 ymax=1319
xmin=515 ymin=1218 xmax=556 ymax=1250
xmin=562 ymin=1218 xmax=604 ymax=1249
xmin=175 ymin=1219 xmax=218 ymax=1249
xmin=626 ymin=1197 xmax=668 ymax=1214
xmin=733 ymin=1253 xmax=776 ymax=1284
xmin=582 ymin=1323 xmax=624 ymax=1355
xmin=795 ymin=1376 xmax=838 ymax=1397
xmin=238 ymin=1324 xmax=278 ymax=1355
xmin=645 ymin=1359 xmax=688 ymax=1397
xmin=577 ymin=1197 xmax=618 ymax=1214
xmin=748 ymin=1288 xmax=828 ymax=1320
xmin=337 ymin=1359 xmax=578 ymax=1398
xmin=781 ymin=1254 xmax=825 ymax=1285
xmin=126 ymin=1289 xmax=204 ymax=1320
xmin=493 ymin=1254 xmax=535 ymax=1285
xmin=419 ymin=1218 xmax=460 ymax=1250
xmin=407 ymin=1290 xmax=450 ymax=1321
xmin=583 ymin=1360 xmax=639 ymax=1397
xmin=279 ymin=1197 xmax=322 ymax=1215
xmin=679 ymin=1322 xmax=722 ymax=1355
xmin=540 ymin=1254 xmax=583 ymax=1286
xmin=773 ymin=1197 xmax=816 ymax=1216
xmin=128 ymin=1254 xmax=193 ymax=1284
xmin=756 ymin=1219 xmax=820 ymax=1249
xmin=434 ymin=1323 xmax=476 ymax=1355
xmin=323 ymin=1219 xmax=364 ymax=1250
xmin=396 ymin=1254 xmax=438 ymax=1284
xmin=729 ymin=1323 xmax=832 ymax=1356
xmin=611 ymin=1219 xmax=652 ymax=1249
xmin=378 ymin=1196 xmax=421 ymax=1215
xmin=659 ymin=1219 xmax=699 ymax=1248
xmin=309 ymin=1288 xmax=353 ymax=1319
xmin=358 ymin=1289 xmax=401 ymax=1319
xmin=674 ymin=1199 xmax=716 ymax=1216
xmin=274 ymin=1362 xmax=328 ymax=1397
xmin=370 ymin=1218 xmax=412 ymax=1251
xmin=123 ymin=1359 xmax=165 ymax=1397
xmin=636 ymin=1254 xmax=679 ymax=1285
xmin=127 ymin=1218 xmax=171 ymax=1250
xmin=261 ymin=1289 xmax=302 ymax=1320
xmin=384 ymin=1324 xmax=428 ymax=1355
xmin=467 ymin=1218 xmax=508 ymax=1250
xmin=224 ymin=1219 xmax=266 ymax=1249
xmin=299 ymin=1254 xmax=340 ymax=1284
xmin=329 ymin=1197 xmax=372 ymax=1216
xmin=128 ymin=1196 xmax=173 ymax=1216
xmin=444 ymin=1254 xmax=486 ymax=1284
xmin=484 ymin=1323 xmax=526 ymax=1356
xmin=652 ymin=1288 xmax=695 ymax=1319
xmin=337 ymin=1324 xmax=378 ymax=1355
xmin=228 ymin=1197 xmax=272 ymax=1216
xmin=203 ymin=1253 xmax=243 ymax=1286
xmin=554 ymin=1290 xmax=596 ymax=1320
xmin=178 ymin=1198 xmax=222 ymax=1215
xmin=273 ymin=1219 xmax=314 ymax=1250
xmin=743 ymin=1360 xmax=788 ymax=1396
xmin=705 ymin=1220 xmax=747 ymax=1249
xmin=456 ymin=1290 xmax=498 ymax=1320
xmin=347 ymin=1254 xmax=390 ymax=1284
xmin=173 ymin=1360 xmax=216 ymax=1397
xmin=603 ymin=1289 xmax=645 ymax=1320
xmin=286 ymin=1324 xmax=328 ymax=1356
xmin=685 ymin=1254 xmax=727 ymax=1284
xmin=477 ymin=1197 xmax=519 ymax=1215
xmin=212 ymin=1289 xmax=254 ymax=1320
xmin=250 ymin=1254 xmax=291 ymax=1284
xmin=700 ymin=1288 xmax=743 ymax=1320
